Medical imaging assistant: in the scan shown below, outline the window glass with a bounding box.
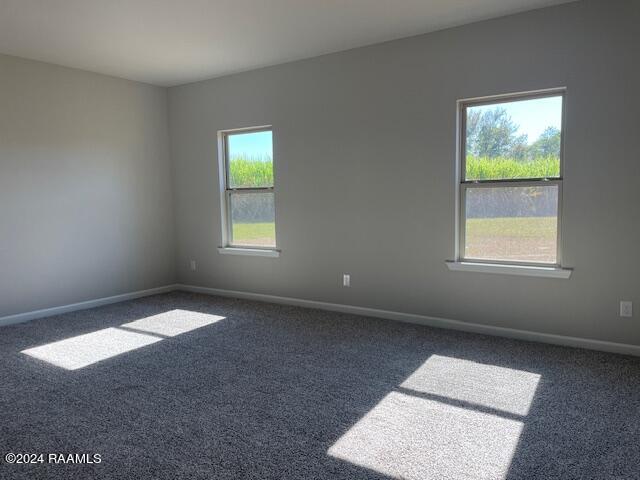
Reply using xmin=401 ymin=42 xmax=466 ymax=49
xmin=464 ymin=185 xmax=558 ymax=264
xmin=465 ymin=96 xmax=562 ymax=181
xmin=227 ymin=131 xmax=274 ymax=188
xmin=229 ymin=191 xmax=276 ymax=248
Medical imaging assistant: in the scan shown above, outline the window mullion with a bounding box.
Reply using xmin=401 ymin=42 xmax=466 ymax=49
xmin=226 ymin=187 xmax=274 ymax=193
xmin=461 ymin=179 xmax=561 ymax=189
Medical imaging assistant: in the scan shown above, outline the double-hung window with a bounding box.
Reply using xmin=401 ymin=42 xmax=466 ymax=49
xmin=455 ymin=90 xmax=566 ymax=271
xmin=218 ymin=126 xmax=277 ymax=254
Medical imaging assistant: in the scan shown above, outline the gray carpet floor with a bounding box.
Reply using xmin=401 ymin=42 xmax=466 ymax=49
xmin=0 ymin=291 xmax=639 ymax=479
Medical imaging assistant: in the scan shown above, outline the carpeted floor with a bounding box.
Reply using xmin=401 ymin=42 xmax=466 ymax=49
xmin=0 ymin=292 xmax=639 ymax=479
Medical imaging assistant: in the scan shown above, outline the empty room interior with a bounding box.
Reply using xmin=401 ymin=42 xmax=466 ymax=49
xmin=1 ymin=0 xmax=639 ymax=478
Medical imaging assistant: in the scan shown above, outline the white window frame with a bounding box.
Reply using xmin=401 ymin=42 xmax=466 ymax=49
xmin=217 ymin=125 xmax=279 ymax=257
xmin=449 ymin=88 xmax=571 ymax=278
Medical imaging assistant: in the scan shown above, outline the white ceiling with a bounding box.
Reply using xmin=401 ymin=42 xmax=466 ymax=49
xmin=0 ymin=0 xmax=575 ymax=87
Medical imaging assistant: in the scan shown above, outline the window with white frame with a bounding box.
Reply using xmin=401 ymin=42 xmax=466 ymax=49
xmin=457 ymin=90 xmax=565 ymax=266
xmin=219 ymin=127 xmax=277 ymax=250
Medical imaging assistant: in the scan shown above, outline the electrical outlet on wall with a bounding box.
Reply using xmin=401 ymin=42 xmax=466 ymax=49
xmin=620 ymin=301 xmax=632 ymax=318
xmin=343 ymin=274 xmax=351 ymax=287
xmin=190 ymin=260 xmax=197 ymax=271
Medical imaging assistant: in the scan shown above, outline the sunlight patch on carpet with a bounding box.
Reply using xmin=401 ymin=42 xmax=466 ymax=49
xmin=401 ymin=354 xmax=540 ymax=416
xmin=328 ymin=391 xmax=524 ymax=480
xmin=329 ymin=355 xmax=539 ymax=479
xmin=121 ymin=309 xmax=225 ymax=337
xmin=22 ymin=327 xmax=161 ymax=370
xmin=22 ymin=310 xmax=226 ymax=370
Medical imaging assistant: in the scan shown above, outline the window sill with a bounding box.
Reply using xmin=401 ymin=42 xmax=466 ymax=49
xmin=217 ymin=247 xmax=280 ymax=258
xmin=445 ymin=261 xmax=572 ymax=278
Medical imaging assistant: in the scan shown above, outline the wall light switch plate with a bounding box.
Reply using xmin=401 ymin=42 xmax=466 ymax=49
xmin=343 ymin=274 xmax=351 ymax=287
xmin=620 ymin=301 xmax=632 ymax=318
xmin=190 ymin=260 xmax=197 ymax=271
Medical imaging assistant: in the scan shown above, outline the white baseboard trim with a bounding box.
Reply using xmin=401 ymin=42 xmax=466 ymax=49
xmin=176 ymin=284 xmax=640 ymax=357
xmin=0 ymin=285 xmax=177 ymax=328
xmin=3 ymin=282 xmax=638 ymax=357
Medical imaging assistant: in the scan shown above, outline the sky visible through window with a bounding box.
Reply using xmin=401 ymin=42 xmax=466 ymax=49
xmin=469 ymin=95 xmax=562 ymax=144
xmin=228 ymin=130 xmax=273 ymax=160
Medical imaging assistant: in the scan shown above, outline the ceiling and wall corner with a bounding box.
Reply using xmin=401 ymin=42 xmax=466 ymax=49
xmin=0 ymin=0 xmax=577 ymax=86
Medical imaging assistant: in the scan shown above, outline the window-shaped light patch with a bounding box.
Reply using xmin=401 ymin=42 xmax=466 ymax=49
xmin=328 ymin=355 xmax=539 ymax=479
xmin=22 ymin=310 xmax=226 ymax=370
xmin=22 ymin=328 xmax=161 ymax=371
xmin=328 ymin=391 xmax=524 ymax=480
xmin=400 ymin=355 xmax=541 ymax=416
xmin=121 ymin=310 xmax=225 ymax=337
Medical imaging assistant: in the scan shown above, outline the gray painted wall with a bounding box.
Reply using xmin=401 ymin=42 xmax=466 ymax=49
xmin=169 ymin=0 xmax=640 ymax=346
xmin=0 ymin=54 xmax=175 ymax=317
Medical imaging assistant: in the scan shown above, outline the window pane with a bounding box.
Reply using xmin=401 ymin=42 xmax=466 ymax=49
xmin=465 ymin=95 xmax=562 ymax=180
xmin=464 ymin=185 xmax=558 ymax=263
xmin=230 ymin=192 xmax=275 ymax=247
xmin=227 ymin=130 xmax=273 ymax=188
